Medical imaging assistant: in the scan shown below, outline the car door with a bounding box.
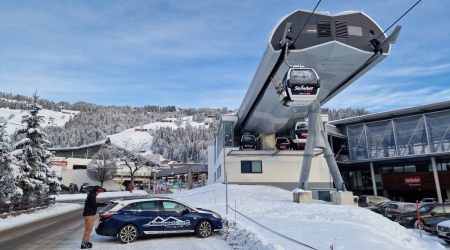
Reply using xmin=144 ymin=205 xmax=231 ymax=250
xmin=160 ymin=200 xmax=195 ymax=233
xmin=135 ymin=201 xmax=166 ymax=235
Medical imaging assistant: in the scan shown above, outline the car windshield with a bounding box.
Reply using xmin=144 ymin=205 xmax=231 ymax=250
xmin=277 ymin=138 xmax=289 ymax=143
xmin=374 ymin=202 xmax=386 ymax=207
xmin=419 ymin=205 xmax=434 ymax=212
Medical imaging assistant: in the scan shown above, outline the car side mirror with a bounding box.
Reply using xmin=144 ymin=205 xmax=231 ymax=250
xmin=181 ymin=208 xmax=189 ymax=215
xmin=431 ymin=211 xmax=436 ymax=216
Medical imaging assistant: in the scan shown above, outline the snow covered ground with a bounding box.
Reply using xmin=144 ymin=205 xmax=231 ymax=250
xmin=108 ymin=119 xmax=209 ymax=153
xmin=0 ymin=107 xmax=78 ymax=135
xmin=1 ymin=184 xmax=448 ymax=249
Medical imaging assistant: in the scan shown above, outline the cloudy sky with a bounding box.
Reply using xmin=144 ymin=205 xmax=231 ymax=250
xmin=1 ymin=0 xmax=449 ymax=112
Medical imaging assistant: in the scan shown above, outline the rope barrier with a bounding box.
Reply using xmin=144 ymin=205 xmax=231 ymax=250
xmin=227 ymin=205 xmax=317 ymax=250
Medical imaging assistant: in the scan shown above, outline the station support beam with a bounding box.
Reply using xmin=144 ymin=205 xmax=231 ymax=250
xmin=431 ymin=157 xmax=443 ymax=203
xmin=298 ymin=99 xmax=346 ymax=192
xmin=370 ymin=162 xmax=377 ymax=196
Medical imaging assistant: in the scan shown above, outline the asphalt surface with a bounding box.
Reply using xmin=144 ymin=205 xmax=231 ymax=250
xmin=0 ymin=197 xmax=111 ymax=250
xmin=0 ymin=206 xmax=86 ymax=250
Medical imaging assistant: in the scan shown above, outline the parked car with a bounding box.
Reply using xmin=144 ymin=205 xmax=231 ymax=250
xmin=60 ymin=184 xmax=69 ymax=191
xmin=95 ymin=197 xmax=223 ymax=243
xmin=420 ymin=198 xmax=438 ymax=205
xmin=358 ymin=195 xmax=391 ymax=207
xmin=365 ymin=201 xmax=395 ymax=214
xmin=424 ymin=216 xmax=450 ymax=235
xmin=437 ymin=220 xmax=450 ymax=244
xmin=275 ymin=137 xmax=291 ymax=150
xmin=82 ymin=185 xmax=107 ymax=193
xmin=384 ymin=202 xmax=416 ymax=221
xmin=396 ymin=203 xmax=450 ymax=229
xmin=80 ymin=183 xmax=90 ymax=193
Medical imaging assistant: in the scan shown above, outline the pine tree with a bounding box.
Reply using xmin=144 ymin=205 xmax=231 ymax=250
xmin=0 ymin=119 xmax=22 ymax=203
xmin=13 ymin=91 xmax=60 ymax=200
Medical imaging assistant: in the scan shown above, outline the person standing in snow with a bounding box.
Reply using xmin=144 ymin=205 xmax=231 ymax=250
xmin=81 ymin=186 xmax=106 ymax=249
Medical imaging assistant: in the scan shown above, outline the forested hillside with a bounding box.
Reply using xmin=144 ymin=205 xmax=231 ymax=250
xmin=0 ymin=92 xmax=370 ymax=163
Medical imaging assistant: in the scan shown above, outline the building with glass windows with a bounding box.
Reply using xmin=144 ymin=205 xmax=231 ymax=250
xmin=329 ymin=100 xmax=450 ymax=203
xmin=209 ymin=101 xmax=450 ymax=203
xmin=208 ymin=114 xmax=336 ymax=201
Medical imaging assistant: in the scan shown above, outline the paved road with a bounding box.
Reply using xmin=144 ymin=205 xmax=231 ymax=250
xmin=0 ymin=207 xmax=86 ymax=250
xmin=0 ymin=197 xmax=232 ymax=250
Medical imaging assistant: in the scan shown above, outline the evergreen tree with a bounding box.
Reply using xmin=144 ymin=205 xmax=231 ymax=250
xmin=0 ymin=119 xmax=22 ymax=203
xmin=13 ymin=91 xmax=59 ymax=200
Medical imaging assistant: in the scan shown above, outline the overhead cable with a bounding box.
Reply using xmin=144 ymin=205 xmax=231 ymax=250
xmin=293 ymin=0 xmax=322 ymax=44
xmin=376 ymin=0 xmax=422 ymax=40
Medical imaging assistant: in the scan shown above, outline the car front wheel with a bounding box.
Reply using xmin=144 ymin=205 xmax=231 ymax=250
xmin=119 ymin=224 xmax=138 ymax=243
xmin=414 ymin=219 xmax=424 ymax=230
xmin=196 ymin=220 xmax=212 ymax=238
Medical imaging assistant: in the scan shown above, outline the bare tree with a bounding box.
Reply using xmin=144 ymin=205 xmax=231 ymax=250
xmin=87 ymin=147 xmax=117 ymax=188
xmin=108 ymin=139 xmax=159 ymax=191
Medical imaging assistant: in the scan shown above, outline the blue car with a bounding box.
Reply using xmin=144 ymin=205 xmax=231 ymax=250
xmin=95 ymin=197 xmax=223 ymax=243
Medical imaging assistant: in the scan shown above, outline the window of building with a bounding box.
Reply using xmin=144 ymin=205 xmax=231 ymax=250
xmin=73 ymin=164 xmax=87 ymax=169
xmin=241 ymin=161 xmax=262 ymax=173
xmin=318 ymin=191 xmax=331 ymax=202
xmin=393 ymin=166 xmax=404 ymax=173
xmin=217 ymin=166 xmax=221 ymax=178
xmin=369 ymin=30 xmax=375 ymax=36
xmin=404 ymin=165 xmax=416 ymax=173
xmin=382 ymin=166 xmax=393 ymax=174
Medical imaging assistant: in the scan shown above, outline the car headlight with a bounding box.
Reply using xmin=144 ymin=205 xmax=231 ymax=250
xmin=405 ymin=217 xmax=414 ymax=220
xmin=212 ymin=213 xmax=221 ymax=219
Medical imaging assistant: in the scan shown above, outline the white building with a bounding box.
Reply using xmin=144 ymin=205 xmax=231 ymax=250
xmin=208 ymin=114 xmax=335 ymax=201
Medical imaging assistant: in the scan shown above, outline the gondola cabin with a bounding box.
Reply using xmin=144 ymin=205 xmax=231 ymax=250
xmin=281 ymin=66 xmax=320 ymax=107
xmin=240 ymin=133 xmax=257 ymax=150
xmin=290 ymin=121 xmax=308 ymax=149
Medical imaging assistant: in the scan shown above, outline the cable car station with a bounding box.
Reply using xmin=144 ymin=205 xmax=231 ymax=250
xmin=208 ymin=9 xmax=407 ymax=205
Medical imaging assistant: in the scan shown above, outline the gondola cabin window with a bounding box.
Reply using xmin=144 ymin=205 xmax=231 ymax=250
xmin=241 ymin=161 xmax=262 ymax=173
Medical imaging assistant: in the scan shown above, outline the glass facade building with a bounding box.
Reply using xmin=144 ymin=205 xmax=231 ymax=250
xmin=346 ymin=110 xmax=450 ymax=162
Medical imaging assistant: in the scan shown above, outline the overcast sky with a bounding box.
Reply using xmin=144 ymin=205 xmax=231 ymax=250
xmin=1 ymin=0 xmax=449 ymax=112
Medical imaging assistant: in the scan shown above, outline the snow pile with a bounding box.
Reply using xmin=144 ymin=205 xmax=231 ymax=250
xmin=169 ymin=184 xmax=444 ymax=250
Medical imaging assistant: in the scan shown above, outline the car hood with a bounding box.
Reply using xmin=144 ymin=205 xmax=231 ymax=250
xmin=424 ymin=217 xmax=450 ymax=225
xmin=196 ymin=207 xmax=216 ymax=214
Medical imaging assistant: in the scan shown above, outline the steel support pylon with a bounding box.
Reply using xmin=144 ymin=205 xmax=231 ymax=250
xmin=298 ymin=99 xmax=347 ymax=191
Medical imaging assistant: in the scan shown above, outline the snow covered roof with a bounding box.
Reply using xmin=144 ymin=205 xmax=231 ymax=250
xmin=49 ymin=137 xmax=111 ymax=151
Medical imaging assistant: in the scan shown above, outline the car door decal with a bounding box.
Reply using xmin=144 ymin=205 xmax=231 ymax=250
xmin=143 ymin=216 xmax=191 ymax=228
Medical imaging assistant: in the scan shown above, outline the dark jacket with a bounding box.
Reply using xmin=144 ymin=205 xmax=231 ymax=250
xmin=83 ymin=193 xmax=103 ymax=216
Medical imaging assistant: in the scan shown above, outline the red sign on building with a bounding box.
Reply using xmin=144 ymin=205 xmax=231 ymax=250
xmin=404 ymin=176 xmax=421 ymax=186
xmin=53 ymin=161 xmax=68 ymax=166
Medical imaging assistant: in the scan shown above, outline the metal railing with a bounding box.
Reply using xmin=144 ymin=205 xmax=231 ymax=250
xmin=0 ymin=197 xmax=56 ymax=214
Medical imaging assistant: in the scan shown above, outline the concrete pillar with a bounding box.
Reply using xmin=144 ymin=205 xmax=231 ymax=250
xmin=431 ymin=157 xmax=443 ymax=203
xmin=261 ymin=133 xmax=276 ymax=150
xmin=446 ymin=189 xmax=450 ymax=201
xmin=370 ymin=162 xmax=377 ymax=196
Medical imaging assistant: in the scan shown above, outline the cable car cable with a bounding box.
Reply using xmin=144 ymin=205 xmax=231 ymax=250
xmin=292 ymin=0 xmax=322 ymax=44
xmin=376 ymin=0 xmax=421 ymax=40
